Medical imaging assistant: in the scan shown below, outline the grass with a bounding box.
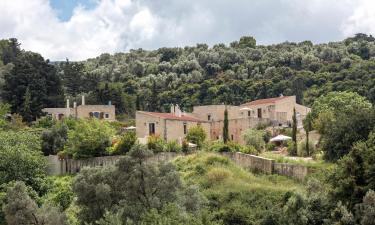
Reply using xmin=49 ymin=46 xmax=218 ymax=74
xmin=260 ymin=151 xmax=334 ymax=169
xmin=173 ymin=152 xmax=305 ymax=224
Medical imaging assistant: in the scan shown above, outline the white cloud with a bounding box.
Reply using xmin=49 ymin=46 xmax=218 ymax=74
xmin=0 ymin=0 xmax=374 ymax=61
xmin=342 ymin=0 xmax=375 ymax=37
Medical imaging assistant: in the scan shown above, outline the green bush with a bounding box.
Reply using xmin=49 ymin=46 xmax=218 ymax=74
xmin=186 ymin=126 xmax=207 ymax=148
xmin=165 ymin=140 xmax=182 ymax=153
xmin=147 ymin=135 xmax=165 ymax=153
xmin=297 ymin=139 xmax=315 ymax=157
xmin=266 ymin=142 xmax=276 ymax=151
xmin=114 ymin=131 xmax=137 ymax=155
xmin=63 ymin=119 xmax=116 ymax=159
xmin=241 ymin=129 xmax=266 ymax=152
xmin=33 ymin=116 xmax=56 ymax=128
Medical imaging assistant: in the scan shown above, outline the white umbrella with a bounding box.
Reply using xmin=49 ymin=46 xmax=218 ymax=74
xmin=188 ymin=142 xmax=197 ymax=148
xmin=240 ymin=107 xmax=252 ymax=111
xmin=125 ymin=126 xmax=136 ymax=130
xmin=270 ymin=135 xmax=292 ymax=142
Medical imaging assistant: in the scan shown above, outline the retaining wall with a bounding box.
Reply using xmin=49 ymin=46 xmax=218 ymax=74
xmin=46 ymin=152 xmax=181 ymax=175
xmin=221 ymin=152 xmax=310 ymax=180
xmin=47 ymin=152 xmax=310 ymax=180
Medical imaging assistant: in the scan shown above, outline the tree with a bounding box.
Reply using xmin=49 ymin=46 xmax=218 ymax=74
xmin=238 ymin=36 xmax=256 ymax=49
xmin=0 ymin=130 xmax=47 ymax=194
xmin=73 ymin=144 xmax=204 ymax=224
xmin=186 ymin=125 xmax=207 ymax=148
xmin=63 ymin=119 xmax=116 ymax=159
xmin=241 ymin=129 xmax=266 ymax=151
xmin=303 ymin=113 xmax=313 ymax=156
xmin=3 ymin=182 xmax=67 ymax=225
xmin=355 ymin=189 xmax=375 ymax=225
xmin=223 ymin=108 xmax=229 ymax=144
xmin=61 ymin=59 xmax=85 ymax=97
xmin=291 ymin=108 xmax=298 ymax=156
xmin=20 ymin=87 xmax=33 ymax=123
xmin=330 ymin=131 xmax=375 ymax=207
xmin=41 ymin=122 xmax=68 ymax=155
xmin=114 ymin=131 xmax=137 ymax=154
xmin=2 ymin=51 xmax=64 ymax=122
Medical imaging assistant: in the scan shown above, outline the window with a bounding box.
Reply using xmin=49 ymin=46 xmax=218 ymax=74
xmin=231 ymin=134 xmax=234 ymax=140
xmin=91 ymin=111 xmax=100 ymax=118
xmin=149 ymin=123 xmax=155 ymax=135
xmin=248 ymin=111 xmax=251 ymax=117
xmin=183 ymin=122 xmax=187 ymax=135
xmin=105 ymin=113 xmax=109 ymax=119
xmin=208 ymin=114 xmax=211 ymax=121
xmin=257 ymin=108 xmax=262 ymax=118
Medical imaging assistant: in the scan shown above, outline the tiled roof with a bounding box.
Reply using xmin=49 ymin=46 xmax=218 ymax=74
xmin=242 ymin=96 xmax=291 ymax=106
xmin=140 ymin=111 xmax=204 ymax=122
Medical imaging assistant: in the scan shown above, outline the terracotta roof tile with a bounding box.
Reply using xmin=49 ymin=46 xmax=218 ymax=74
xmin=140 ymin=111 xmax=204 ymax=122
xmin=242 ymin=96 xmax=291 ymax=106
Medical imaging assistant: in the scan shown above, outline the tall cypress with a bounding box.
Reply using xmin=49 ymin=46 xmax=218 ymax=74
xmin=223 ymin=107 xmax=229 ymax=144
xmin=291 ymin=107 xmax=298 ymax=155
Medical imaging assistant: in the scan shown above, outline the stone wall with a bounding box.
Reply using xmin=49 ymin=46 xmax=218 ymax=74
xmin=273 ymin=163 xmax=309 ymax=180
xmin=47 ymin=152 xmax=310 ymax=180
xmin=221 ymin=152 xmax=274 ymax=174
xmin=46 ymin=152 xmax=182 ymax=175
xmin=221 ymin=152 xmax=310 ymax=180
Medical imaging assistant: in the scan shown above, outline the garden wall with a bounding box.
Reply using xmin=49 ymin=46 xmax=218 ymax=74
xmin=220 ymin=152 xmax=310 ymax=180
xmin=46 ymin=152 xmax=181 ymax=175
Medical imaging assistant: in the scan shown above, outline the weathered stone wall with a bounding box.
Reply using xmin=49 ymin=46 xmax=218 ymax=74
xmin=47 ymin=152 xmax=182 ymax=175
xmin=221 ymin=152 xmax=310 ymax=180
xmin=273 ymin=163 xmax=309 ymax=180
xmin=47 ymin=152 xmax=310 ymax=180
xmin=221 ymin=152 xmax=274 ymax=174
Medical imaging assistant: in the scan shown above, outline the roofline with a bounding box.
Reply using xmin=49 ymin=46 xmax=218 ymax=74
xmin=137 ymin=111 xmax=207 ymax=123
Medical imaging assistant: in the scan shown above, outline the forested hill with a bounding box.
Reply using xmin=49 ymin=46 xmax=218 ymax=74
xmin=1 ymin=34 xmax=375 ymax=121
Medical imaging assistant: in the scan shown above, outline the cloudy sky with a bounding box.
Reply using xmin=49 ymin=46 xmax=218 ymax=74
xmin=0 ymin=0 xmax=374 ymax=61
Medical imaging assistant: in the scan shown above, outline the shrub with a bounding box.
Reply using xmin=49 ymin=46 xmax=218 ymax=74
xmin=239 ymin=145 xmax=258 ymax=155
xmin=297 ymin=139 xmax=315 ymax=157
xmin=41 ymin=123 xmax=68 ymax=155
xmin=165 ymin=140 xmax=182 ymax=153
xmin=33 ymin=116 xmax=56 ymax=128
xmin=147 ymin=135 xmax=165 ymax=153
xmin=241 ymin=129 xmax=266 ymax=152
xmin=186 ymin=126 xmax=207 ymax=148
xmin=114 ymin=131 xmax=137 ymax=155
xmin=63 ymin=119 xmax=116 ymax=159
xmin=266 ymin=142 xmax=276 ymax=151
xmin=206 ymin=168 xmax=232 ymax=183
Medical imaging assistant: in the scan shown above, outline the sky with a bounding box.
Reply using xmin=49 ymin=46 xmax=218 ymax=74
xmin=0 ymin=0 xmax=374 ymax=61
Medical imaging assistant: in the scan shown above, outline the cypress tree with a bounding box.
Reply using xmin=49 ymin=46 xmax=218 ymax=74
xmin=223 ymin=107 xmax=229 ymax=144
xmin=291 ymin=107 xmax=298 ymax=155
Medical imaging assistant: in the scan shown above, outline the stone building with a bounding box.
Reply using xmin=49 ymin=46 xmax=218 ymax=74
xmin=136 ymin=105 xmax=210 ymax=143
xmin=42 ymin=96 xmax=116 ymax=121
xmin=136 ymin=95 xmax=310 ymax=144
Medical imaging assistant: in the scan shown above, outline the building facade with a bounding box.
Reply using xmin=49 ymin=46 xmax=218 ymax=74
xmin=42 ymin=96 xmax=116 ymax=121
xmin=136 ymin=96 xmax=311 ymax=144
xmin=136 ymin=105 xmax=210 ymax=143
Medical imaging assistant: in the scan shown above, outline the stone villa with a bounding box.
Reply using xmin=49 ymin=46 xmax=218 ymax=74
xmin=136 ymin=95 xmax=310 ymax=144
xmin=42 ymin=96 xmax=116 ymax=121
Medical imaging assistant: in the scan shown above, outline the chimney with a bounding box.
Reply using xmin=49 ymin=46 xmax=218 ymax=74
xmin=175 ymin=104 xmax=182 ymax=117
xmin=82 ymin=95 xmax=85 ymax=105
xmin=170 ymin=104 xmax=175 ymax=114
xmin=108 ymin=101 xmax=112 ymax=106
xmin=73 ymin=102 xmax=77 ymax=108
xmin=66 ymin=99 xmax=70 ymax=109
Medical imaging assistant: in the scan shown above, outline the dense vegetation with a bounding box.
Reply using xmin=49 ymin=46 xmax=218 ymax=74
xmin=1 ymin=34 xmax=375 ymax=120
xmin=1 ymin=34 xmax=375 ymax=224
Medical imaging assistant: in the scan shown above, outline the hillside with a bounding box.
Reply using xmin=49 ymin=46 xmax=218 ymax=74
xmin=59 ymin=33 xmax=375 ymax=116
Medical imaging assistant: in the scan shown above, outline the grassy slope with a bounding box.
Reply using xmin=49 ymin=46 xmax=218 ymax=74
xmin=173 ymin=152 xmax=304 ymax=224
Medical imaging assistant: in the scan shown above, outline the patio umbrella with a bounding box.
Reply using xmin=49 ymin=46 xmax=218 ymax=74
xmin=270 ymin=135 xmax=292 ymax=142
